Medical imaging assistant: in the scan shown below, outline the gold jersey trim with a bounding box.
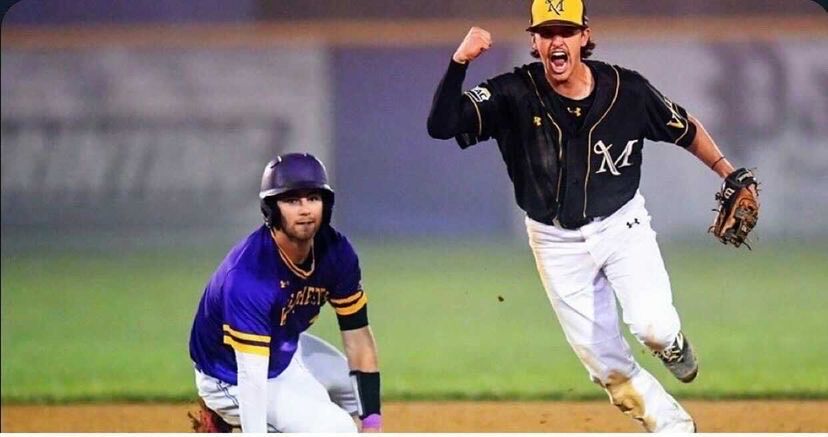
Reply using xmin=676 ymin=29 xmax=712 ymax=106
xmin=668 ymin=101 xmax=691 ymax=145
xmin=329 ymin=290 xmax=364 ymax=305
xmin=222 ymin=324 xmax=271 ymax=343
xmin=526 ymin=70 xmax=565 ymax=204
xmin=277 ymin=244 xmax=315 ymax=279
xmin=584 ymin=66 xmax=621 ymax=218
xmin=332 ymin=291 xmax=368 ymax=316
xmin=223 ymin=335 xmax=270 ymax=357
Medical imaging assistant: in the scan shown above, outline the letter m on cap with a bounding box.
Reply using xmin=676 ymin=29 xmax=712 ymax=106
xmin=546 ymin=0 xmax=565 ymax=14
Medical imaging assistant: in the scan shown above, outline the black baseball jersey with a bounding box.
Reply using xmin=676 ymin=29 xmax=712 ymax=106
xmin=427 ymin=59 xmax=697 ymax=229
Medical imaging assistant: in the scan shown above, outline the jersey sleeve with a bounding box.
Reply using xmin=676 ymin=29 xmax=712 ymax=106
xmin=426 ymin=59 xmax=507 ymax=149
xmin=222 ymin=269 xmax=274 ymax=357
xmin=327 ymin=237 xmax=369 ymax=330
xmin=455 ymin=81 xmax=506 ymax=148
xmin=639 ymin=78 xmax=697 ymax=148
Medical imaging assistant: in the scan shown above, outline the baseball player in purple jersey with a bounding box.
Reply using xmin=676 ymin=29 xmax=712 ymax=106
xmin=189 ymin=153 xmax=382 ymax=432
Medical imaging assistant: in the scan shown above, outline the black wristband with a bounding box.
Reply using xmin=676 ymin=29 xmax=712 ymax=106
xmin=349 ymin=370 xmax=381 ymax=419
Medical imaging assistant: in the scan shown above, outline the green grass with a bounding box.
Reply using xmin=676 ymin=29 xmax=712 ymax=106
xmin=2 ymin=235 xmax=827 ymax=403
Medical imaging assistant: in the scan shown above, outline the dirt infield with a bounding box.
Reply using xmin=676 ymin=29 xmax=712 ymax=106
xmin=2 ymin=400 xmax=827 ymax=432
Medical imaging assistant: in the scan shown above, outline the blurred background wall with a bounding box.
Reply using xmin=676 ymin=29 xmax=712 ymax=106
xmin=2 ymin=0 xmax=827 ymax=241
xmin=4 ymin=0 xmax=824 ymax=23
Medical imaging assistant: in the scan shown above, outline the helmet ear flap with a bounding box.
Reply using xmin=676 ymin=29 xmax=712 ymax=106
xmin=261 ymin=197 xmax=282 ymax=230
xmin=322 ymin=192 xmax=335 ymax=226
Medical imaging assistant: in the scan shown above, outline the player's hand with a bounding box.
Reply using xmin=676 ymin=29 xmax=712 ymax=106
xmin=360 ymin=414 xmax=382 ymax=433
xmin=453 ymin=27 xmax=492 ymax=64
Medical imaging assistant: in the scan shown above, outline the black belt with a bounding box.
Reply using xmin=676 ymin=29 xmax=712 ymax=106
xmin=531 ymin=214 xmax=600 ymax=230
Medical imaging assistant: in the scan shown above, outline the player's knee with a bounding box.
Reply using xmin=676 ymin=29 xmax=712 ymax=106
xmin=630 ymin=321 xmax=678 ymax=352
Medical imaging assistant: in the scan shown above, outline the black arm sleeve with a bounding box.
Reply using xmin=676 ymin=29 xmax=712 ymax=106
xmin=426 ymin=59 xmax=481 ymax=140
xmin=336 ymin=304 xmax=368 ymax=331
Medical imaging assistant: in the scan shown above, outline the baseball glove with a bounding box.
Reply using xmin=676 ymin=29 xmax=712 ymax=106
xmin=709 ymin=167 xmax=760 ymax=248
xmin=187 ymin=398 xmax=233 ymax=433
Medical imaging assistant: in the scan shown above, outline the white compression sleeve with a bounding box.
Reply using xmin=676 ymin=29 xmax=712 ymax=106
xmin=235 ymin=350 xmax=269 ymax=433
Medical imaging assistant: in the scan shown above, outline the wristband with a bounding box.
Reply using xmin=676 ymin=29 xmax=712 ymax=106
xmin=349 ymin=370 xmax=381 ymax=418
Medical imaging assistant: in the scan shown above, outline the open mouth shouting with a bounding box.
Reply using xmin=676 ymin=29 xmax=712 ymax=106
xmin=549 ymin=48 xmax=569 ymax=75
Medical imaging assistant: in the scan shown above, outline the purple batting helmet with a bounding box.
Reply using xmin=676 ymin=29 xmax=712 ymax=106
xmin=259 ymin=153 xmax=335 ymax=229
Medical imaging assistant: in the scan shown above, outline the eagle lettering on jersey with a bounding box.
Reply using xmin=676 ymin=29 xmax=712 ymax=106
xmin=280 ymin=286 xmax=328 ymax=326
xmin=593 ymin=139 xmax=637 ymax=175
xmin=546 ymin=0 xmax=565 ymax=14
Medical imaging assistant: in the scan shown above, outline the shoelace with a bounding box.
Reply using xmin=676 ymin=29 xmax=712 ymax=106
xmin=655 ymin=333 xmax=685 ymax=363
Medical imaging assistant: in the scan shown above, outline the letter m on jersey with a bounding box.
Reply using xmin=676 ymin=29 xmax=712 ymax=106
xmin=593 ymin=140 xmax=637 ymax=175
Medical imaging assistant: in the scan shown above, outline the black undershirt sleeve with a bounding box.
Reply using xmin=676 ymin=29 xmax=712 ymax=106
xmin=426 ymin=59 xmax=482 ymax=141
xmin=336 ymin=304 xmax=369 ymax=331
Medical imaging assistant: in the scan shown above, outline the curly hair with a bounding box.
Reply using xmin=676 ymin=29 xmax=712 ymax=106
xmin=530 ymin=37 xmax=596 ymax=60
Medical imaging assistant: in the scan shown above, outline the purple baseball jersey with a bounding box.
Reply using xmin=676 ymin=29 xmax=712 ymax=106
xmin=189 ymin=225 xmax=365 ymax=384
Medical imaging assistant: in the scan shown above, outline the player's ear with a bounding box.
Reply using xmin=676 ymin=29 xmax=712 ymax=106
xmin=580 ymin=27 xmax=591 ymax=47
xmin=529 ymin=34 xmax=541 ymax=59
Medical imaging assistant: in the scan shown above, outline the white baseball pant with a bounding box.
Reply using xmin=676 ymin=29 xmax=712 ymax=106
xmin=195 ymin=332 xmax=358 ymax=432
xmin=526 ymin=191 xmax=694 ymax=432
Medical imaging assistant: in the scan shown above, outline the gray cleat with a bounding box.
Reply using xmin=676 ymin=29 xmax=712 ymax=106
xmin=654 ymin=331 xmax=698 ymax=383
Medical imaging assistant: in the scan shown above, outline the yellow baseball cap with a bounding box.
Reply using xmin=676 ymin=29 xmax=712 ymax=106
xmin=527 ymin=0 xmax=588 ymax=31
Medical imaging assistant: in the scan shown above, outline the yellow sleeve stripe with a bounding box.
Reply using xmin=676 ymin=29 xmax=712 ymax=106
xmin=223 ymin=336 xmax=270 ymax=357
xmin=329 ymin=290 xmax=364 ymax=306
xmin=222 ymin=324 xmax=271 ymax=343
xmin=333 ymin=293 xmax=368 ymax=316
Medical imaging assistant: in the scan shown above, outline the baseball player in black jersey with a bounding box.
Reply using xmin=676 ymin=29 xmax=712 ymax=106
xmin=428 ymin=0 xmax=755 ymax=432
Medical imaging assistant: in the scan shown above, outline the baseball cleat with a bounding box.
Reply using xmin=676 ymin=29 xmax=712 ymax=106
xmin=654 ymin=331 xmax=698 ymax=383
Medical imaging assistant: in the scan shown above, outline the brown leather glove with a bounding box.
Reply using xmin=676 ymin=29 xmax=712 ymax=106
xmin=188 ymin=398 xmax=233 ymax=433
xmin=709 ymin=168 xmax=760 ymax=248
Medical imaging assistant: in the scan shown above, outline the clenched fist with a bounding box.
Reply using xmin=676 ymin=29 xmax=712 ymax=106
xmin=453 ymin=27 xmax=492 ymax=64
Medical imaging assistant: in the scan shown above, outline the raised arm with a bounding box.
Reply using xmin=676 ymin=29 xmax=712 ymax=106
xmin=427 ymin=27 xmax=492 ymax=139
